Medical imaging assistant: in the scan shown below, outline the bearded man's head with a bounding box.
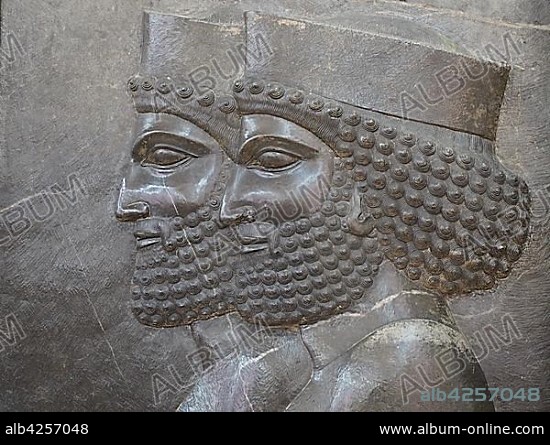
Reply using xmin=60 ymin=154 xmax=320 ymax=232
xmin=116 ymin=12 xmax=531 ymax=328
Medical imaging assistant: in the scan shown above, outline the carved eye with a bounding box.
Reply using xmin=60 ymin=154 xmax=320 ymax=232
xmin=142 ymin=146 xmax=193 ymax=169
xmin=250 ymin=150 xmax=301 ymax=172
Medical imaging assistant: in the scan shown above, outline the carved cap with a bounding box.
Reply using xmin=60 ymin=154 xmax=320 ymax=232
xmin=244 ymin=12 xmax=510 ymax=141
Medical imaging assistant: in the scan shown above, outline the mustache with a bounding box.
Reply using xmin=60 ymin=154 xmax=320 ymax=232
xmin=133 ymin=215 xmax=281 ymax=260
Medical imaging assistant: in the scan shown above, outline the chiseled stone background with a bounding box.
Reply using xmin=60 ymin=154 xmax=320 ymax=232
xmin=0 ymin=0 xmax=548 ymax=411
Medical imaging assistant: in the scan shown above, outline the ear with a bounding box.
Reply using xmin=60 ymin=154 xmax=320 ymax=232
xmin=346 ymin=187 xmax=375 ymax=237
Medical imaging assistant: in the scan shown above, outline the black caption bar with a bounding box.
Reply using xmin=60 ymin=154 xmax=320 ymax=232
xmin=0 ymin=412 xmax=547 ymax=442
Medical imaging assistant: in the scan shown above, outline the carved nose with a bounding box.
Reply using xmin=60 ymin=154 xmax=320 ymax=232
xmin=116 ymin=201 xmax=150 ymax=222
xmin=219 ymin=167 xmax=257 ymax=226
xmin=219 ymin=197 xmax=257 ymax=226
xmin=116 ymin=180 xmax=150 ymax=222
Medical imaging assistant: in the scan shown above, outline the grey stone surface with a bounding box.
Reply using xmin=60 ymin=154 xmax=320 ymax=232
xmin=1 ymin=0 xmax=548 ymax=411
xmin=388 ymin=0 xmax=550 ymax=26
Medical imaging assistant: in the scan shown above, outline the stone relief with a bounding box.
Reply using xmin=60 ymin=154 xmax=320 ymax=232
xmin=115 ymin=11 xmax=532 ymax=411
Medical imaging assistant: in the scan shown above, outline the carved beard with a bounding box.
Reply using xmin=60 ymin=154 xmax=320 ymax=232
xmin=130 ymin=161 xmax=383 ymax=327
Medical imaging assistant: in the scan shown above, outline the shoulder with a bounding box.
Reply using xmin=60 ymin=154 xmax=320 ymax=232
xmin=330 ymin=318 xmax=494 ymax=411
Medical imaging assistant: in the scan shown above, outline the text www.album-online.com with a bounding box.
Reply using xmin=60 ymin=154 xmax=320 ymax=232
xmin=380 ymin=424 xmax=544 ymax=435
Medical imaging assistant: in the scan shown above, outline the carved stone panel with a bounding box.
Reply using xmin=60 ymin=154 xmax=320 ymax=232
xmin=1 ymin=0 xmax=548 ymax=412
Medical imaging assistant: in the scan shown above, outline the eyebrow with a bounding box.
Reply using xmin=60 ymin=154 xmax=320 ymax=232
xmin=238 ymin=115 xmax=328 ymax=164
xmin=239 ymin=134 xmax=319 ymax=164
xmin=133 ymin=130 xmax=213 ymax=159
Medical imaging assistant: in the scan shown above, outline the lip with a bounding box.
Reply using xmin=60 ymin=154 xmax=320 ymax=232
xmin=134 ymin=231 xmax=162 ymax=249
xmin=235 ymin=222 xmax=274 ymax=245
xmin=239 ymin=235 xmax=268 ymax=245
xmin=239 ymin=244 xmax=268 ymax=254
xmin=133 ymin=221 xmax=163 ymax=249
xmin=135 ymin=236 xmax=162 ymax=249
